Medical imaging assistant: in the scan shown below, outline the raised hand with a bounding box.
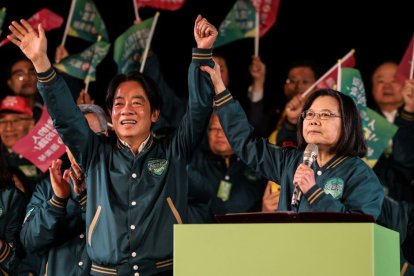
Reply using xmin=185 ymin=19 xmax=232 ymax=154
xmin=285 ymin=93 xmax=306 ymax=124
xmin=261 ymin=180 xmax=280 ymax=212
xmin=49 ymin=159 xmax=71 ymax=199
xmin=402 ymin=79 xmax=414 ymax=113
xmin=8 ymin=20 xmax=51 ymax=72
xmin=194 ymin=15 xmax=218 ymax=49
xmin=200 ymin=59 xmax=226 ymax=94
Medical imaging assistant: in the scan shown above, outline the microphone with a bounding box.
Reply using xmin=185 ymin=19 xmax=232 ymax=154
xmin=291 ymin=143 xmax=318 ymax=208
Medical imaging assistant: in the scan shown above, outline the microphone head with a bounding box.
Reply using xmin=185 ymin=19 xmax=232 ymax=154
xmin=303 ymin=144 xmax=318 ymax=166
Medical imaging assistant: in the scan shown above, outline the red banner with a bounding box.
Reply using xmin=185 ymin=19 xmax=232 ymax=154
xmin=396 ymin=34 xmax=414 ymax=83
xmin=12 ymin=107 xmax=66 ymax=173
xmin=251 ymin=0 xmax=280 ymax=37
xmin=0 ymin=8 xmax=63 ymax=47
xmin=317 ymin=54 xmax=356 ymax=89
xmin=136 ymin=0 xmax=186 ymax=11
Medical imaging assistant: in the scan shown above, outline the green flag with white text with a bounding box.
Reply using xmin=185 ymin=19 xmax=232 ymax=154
xmin=214 ymin=0 xmax=256 ymax=48
xmin=54 ymin=40 xmax=110 ymax=81
xmin=113 ymin=17 xmax=155 ymax=74
xmin=340 ymin=68 xmax=398 ymax=167
xmin=68 ymin=0 xmax=109 ymax=42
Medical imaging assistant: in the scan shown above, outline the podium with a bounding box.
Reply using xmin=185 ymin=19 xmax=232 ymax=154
xmin=174 ymin=216 xmax=399 ymax=276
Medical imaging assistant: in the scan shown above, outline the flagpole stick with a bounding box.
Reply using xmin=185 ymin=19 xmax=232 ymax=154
xmin=140 ymin=12 xmax=160 ymax=73
xmin=84 ymin=76 xmax=90 ymax=95
xmin=61 ymin=0 xmax=77 ymax=47
xmin=84 ymin=35 xmax=101 ymax=95
xmin=254 ymin=11 xmax=259 ymax=57
xmin=133 ymin=0 xmax=141 ymax=22
xmin=301 ymin=49 xmax=355 ymax=98
xmin=337 ymin=59 xmax=342 ymax=91
xmin=410 ymin=41 xmax=414 ymax=80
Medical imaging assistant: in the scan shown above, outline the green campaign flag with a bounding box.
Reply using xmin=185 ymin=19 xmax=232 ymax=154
xmin=54 ymin=40 xmax=110 ymax=81
xmin=68 ymin=0 xmax=109 ymax=42
xmin=0 ymin=8 xmax=6 ymax=36
xmin=340 ymin=68 xmax=398 ymax=167
xmin=214 ymin=0 xmax=256 ymax=48
xmin=113 ymin=17 xmax=155 ymax=74
xmin=362 ymin=108 xmax=398 ymax=168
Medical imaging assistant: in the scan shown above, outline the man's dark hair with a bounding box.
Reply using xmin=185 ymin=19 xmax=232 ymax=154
xmin=296 ymin=89 xmax=367 ymax=157
xmin=105 ymin=71 xmax=160 ymax=114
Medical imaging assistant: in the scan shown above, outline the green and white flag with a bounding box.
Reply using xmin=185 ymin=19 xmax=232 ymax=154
xmin=340 ymin=68 xmax=398 ymax=167
xmin=54 ymin=40 xmax=110 ymax=81
xmin=362 ymin=108 xmax=398 ymax=168
xmin=0 ymin=8 xmax=6 ymax=36
xmin=68 ymin=0 xmax=109 ymax=42
xmin=214 ymin=0 xmax=256 ymax=48
xmin=113 ymin=17 xmax=155 ymax=74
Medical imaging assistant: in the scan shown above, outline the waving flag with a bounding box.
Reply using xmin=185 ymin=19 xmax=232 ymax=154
xmin=0 ymin=8 xmax=6 ymax=36
xmin=114 ymin=16 xmax=156 ymax=74
xmin=12 ymin=107 xmax=66 ymax=172
xmin=251 ymin=0 xmax=280 ymax=37
xmin=54 ymin=40 xmax=110 ymax=81
xmin=340 ymin=68 xmax=398 ymax=168
xmin=214 ymin=0 xmax=257 ymax=48
xmin=396 ymin=34 xmax=414 ymax=83
xmin=135 ymin=0 xmax=185 ymax=10
xmin=67 ymin=0 xmax=109 ymax=42
xmin=317 ymin=51 xmax=356 ymax=89
xmin=0 ymin=8 xmax=63 ymax=47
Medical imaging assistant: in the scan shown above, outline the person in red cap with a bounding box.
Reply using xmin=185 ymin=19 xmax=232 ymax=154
xmin=0 ymin=95 xmax=40 ymax=195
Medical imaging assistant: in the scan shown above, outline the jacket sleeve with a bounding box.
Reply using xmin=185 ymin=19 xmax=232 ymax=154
xmin=0 ymin=188 xmax=26 ymax=273
xmin=214 ymin=90 xmax=293 ymax=184
xmin=170 ymin=48 xmax=216 ymax=161
xmin=20 ymin=178 xmax=68 ymax=253
xmin=36 ymin=69 xmax=98 ymax=173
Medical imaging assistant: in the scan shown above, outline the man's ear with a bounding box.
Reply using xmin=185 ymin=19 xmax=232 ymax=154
xmin=151 ymin=109 xmax=160 ymax=123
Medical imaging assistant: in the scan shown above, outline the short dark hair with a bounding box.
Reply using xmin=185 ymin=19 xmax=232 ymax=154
xmin=105 ymin=71 xmax=160 ymax=114
xmin=296 ymin=89 xmax=367 ymax=157
xmin=6 ymin=56 xmax=33 ymax=79
xmin=287 ymin=59 xmax=319 ymax=80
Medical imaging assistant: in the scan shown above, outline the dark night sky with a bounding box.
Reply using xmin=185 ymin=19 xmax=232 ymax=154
xmin=0 ymin=0 xmax=413 ymax=109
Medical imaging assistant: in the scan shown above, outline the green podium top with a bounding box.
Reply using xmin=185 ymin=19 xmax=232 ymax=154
xmin=174 ymin=223 xmax=399 ymax=276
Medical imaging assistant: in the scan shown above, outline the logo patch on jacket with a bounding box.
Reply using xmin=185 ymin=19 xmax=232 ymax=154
xmin=147 ymin=159 xmax=168 ymax=176
xmin=0 ymin=206 xmax=3 ymax=217
xmin=323 ymin=178 xmax=344 ymax=199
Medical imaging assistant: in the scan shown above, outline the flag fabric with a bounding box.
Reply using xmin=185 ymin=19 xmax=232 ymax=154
xmin=340 ymin=68 xmax=398 ymax=168
xmin=54 ymin=40 xmax=110 ymax=81
xmin=214 ymin=0 xmax=257 ymax=48
xmin=28 ymin=8 xmax=64 ymax=32
xmin=113 ymin=17 xmax=155 ymax=74
xmin=0 ymin=8 xmax=63 ymax=47
xmin=396 ymin=34 xmax=414 ymax=83
xmin=362 ymin=108 xmax=398 ymax=168
xmin=317 ymin=53 xmax=356 ymax=89
xmin=12 ymin=107 xmax=66 ymax=173
xmin=0 ymin=8 xmax=6 ymax=36
xmin=68 ymin=0 xmax=109 ymax=42
xmin=136 ymin=0 xmax=185 ymax=10
xmin=251 ymin=0 xmax=280 ymax=37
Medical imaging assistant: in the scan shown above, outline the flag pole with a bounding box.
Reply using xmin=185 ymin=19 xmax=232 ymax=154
xmin=61 ymin=0 xmax=77 ymax=47
xmin=140 ymin=12 xmax=160 ymax=73
xmin=301 ymin=49 xmax=355 ymax=98
xmin=254 ymin=11 xmax=259 ymax=57
xmin=337 ymin=59 xmax=342 ymax=91
xmin=84 ymin=35 xmax=102 ymax=94
xmin=410 ymin=40 xmax=414 ymax=79
xmin=133 ymin=0 xmax=141 ymax=22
